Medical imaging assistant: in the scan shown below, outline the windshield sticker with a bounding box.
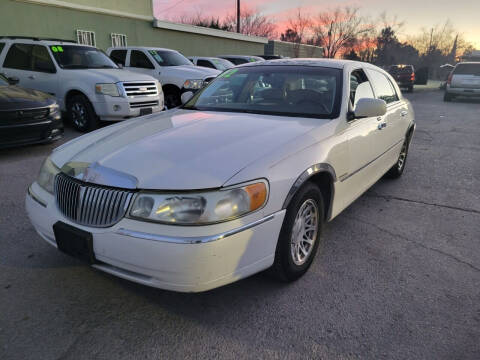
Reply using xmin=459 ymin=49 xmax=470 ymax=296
xmin=50 ymin=46 xmax=64 ymax=53
xmin=222 ymin=68 xmax=238 ymax=78
xmin=249 ymin=58 xmax=256 ymax=62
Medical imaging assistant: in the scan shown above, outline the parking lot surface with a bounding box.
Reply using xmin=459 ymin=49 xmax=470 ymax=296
xmin=1 ymin=88 xmax=479 ymax=359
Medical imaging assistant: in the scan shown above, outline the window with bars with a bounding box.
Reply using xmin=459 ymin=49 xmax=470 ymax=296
xmin=111 ymin=33 xmax=127 ymax=48
xmin=76 ymin=30 xmax=96 ymax=47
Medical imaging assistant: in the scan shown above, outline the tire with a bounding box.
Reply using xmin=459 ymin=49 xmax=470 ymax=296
xmin=271 ymin=182 xmax=324 ymax=282
xmin=443 ymin=92 xmax=453 ymax=102
xmin=67 ymin=94 xmax=99 ymax=132
xmin=164 ymin=89 xmax=181 ymax=109
xmin=385 ymin=137 xmax=409 ymax=179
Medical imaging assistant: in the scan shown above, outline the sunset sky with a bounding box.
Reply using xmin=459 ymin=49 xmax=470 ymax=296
xmin=153 ymin=0 xmax=480 ymax=48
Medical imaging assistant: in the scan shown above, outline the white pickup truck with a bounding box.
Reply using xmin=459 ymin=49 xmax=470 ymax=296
xmin=107 ymin=47 xmax=220 ymax=108
xmin=0 ymin=37 xmax=164 ymax=132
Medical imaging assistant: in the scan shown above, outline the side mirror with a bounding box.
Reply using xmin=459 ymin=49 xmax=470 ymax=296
xmin=181 ymin=91 xmax=194 ymax=105
xmin=353 ymin=98 xmax=387 ymax=119
xmin=117 ymin=63 xmax=124 ymax=69
xmin=8 ymin=76 xmax=19 ymax=85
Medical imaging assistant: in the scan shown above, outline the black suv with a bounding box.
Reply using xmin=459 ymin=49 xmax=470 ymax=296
xmin=0 ymin=73 xmax=63 ymax=148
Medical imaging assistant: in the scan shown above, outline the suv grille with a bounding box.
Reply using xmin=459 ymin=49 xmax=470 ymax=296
xmin=54 ymin=173 xmax=134 ymax=228
xmin=122 ymin=82 xmax=158 ymax=97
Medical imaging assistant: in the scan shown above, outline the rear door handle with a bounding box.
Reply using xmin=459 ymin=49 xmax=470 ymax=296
xmin=401 ymin=110 xmax=408 ymax=117
xmin=378 ymin=122 xmax=387 ymax=130
xmin=28 ymin=75 xmax=35 ymax=80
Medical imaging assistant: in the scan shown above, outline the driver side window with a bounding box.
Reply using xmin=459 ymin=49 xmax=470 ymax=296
xmin=350 ymin=69 xmax=374 ymax=108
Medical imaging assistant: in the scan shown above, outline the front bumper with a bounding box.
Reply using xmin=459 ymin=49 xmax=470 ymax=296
xmin=0 ymin=116 xmax=63 ymax=149
xmin=92 ymin=95 xmax=164 ymax=121
xmin=26 ymin=182 xmax=285 ymax=292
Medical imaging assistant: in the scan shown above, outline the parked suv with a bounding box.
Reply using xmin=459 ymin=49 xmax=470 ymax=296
xmin=107 ymin=47 xmax=220 ymax=108
xmin=188 ymin=56 xmax=234 ymax=71
xmin=444 ymin=62 xmax=480 ymax=102
xmin=388 ymin=65 xmax=415 ymax=92
xmin=0 ymin=37 xmax=164 ymax=132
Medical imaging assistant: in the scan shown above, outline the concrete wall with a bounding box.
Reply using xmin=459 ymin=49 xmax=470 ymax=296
xmin=0 ymin=0 xmax=266 ymax=56
xmin=265 ymin=40 xmax=323 ymax=58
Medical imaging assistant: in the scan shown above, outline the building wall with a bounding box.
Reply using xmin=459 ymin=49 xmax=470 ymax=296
xmin=0 ymin=0 xmax=266 ymax=56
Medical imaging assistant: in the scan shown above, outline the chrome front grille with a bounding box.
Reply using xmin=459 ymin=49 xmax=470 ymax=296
xmin=129 ymin=100 xmax=159 ymax=109
xmin=54 ymin=173 xmax=134 ymax=228
xmin=122 ymin=81 xmax=158 ymax=97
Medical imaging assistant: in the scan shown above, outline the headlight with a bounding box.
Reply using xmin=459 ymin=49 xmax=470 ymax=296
xmin=95 ymin=83 xmax=120 ymax=97
xmin=37 ymin=157 xmax=60 ymax=194
xmin=129 ymin=181 xmax=268 ymax=225
xmin=183 ymin=79 xmax=204 ymax=90
xmin=49 ymin=103 xmax=60 ymax=114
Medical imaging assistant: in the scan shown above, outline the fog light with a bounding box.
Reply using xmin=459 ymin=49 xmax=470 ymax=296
xmin=113 ymin=105 xmax=121 ymax=111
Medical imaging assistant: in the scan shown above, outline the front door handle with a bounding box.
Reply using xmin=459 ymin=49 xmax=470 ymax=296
xmin=378 ymin=122 xmax=387 ymax=130
xmin=28 ymin=75 xmax=35 ymax=80
xmin=401 ymin=110 xmax=408 ymax=117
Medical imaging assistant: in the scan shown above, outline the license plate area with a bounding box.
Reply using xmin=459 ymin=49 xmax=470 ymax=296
xmin=53 ymin=222 xmax=96 ymax=264
xmin=140 ymin=108 xmax=153 ymax=116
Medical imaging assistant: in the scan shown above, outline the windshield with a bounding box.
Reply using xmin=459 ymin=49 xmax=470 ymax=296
xmin=389 ymin=65 xmax=413 ymax=74
xmin=149 ymin=50 xmax=192 ymax=66
xmin=212 ymin=58 xmax=234 ymax=70
xmin=0 ymin=73 xmax=9 ymax=86
xmin=184 ymin=65 xmax=342 ymax=119
xmin=454 ymin=63 xmax=480 ymax=75
xmin=50 ymin=45 xmax=118 ymax=69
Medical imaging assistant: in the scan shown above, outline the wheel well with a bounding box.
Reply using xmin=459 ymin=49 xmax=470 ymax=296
xmin=65 ymin=90 xmax=87 ymax=106
xmin=406 ymin=124 xmax=415 ymax=142
xmin=162 ymin=84 xmax=180 ymax=96
xmin=307 ymin=172 xmax=334 ymax=221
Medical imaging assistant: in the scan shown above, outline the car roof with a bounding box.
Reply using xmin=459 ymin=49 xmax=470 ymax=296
xmin=218 ymin=55 xmax=264 ymax=59
xmin=237 ymin=58 xmax=375 ymax=70
xmin=109 ymin=46 xmax=179 ymax=52
xmin=0 ymin=38 xmax=80 ymax=46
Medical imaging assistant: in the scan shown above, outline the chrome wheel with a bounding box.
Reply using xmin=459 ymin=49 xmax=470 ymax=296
xmin=71 ymin=102 xmax=87 ymax=129
xmin=397 ymin=141 xmax=408 ymax=171
xmin=290 ymin=199 xmax=319 ymax=266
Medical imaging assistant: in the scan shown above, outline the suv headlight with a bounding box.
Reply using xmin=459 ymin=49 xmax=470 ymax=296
xmin=95 ymin=83 xmax=120 ymax=97
xmin=183 ymin=79 xmax=204 ymax=90
xmin=129 ymin=181 xmax=268 ymax=225
xmin=37 ymin=157 xmax=60 ymax=194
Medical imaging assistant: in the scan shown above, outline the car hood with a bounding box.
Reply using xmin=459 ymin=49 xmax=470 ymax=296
xmin=167 ymin=65 xmax=220 ymax=79
xmin=51 ymin=110 xmax=323 ymax=190
xmin=0 ymin=85 xmax=55 ymax=110
xmin=66 ymin=68 xmax=157 ymax=82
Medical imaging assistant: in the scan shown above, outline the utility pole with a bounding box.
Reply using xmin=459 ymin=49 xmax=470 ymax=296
xmin=236 ymin=0 xmax=240 ymax=33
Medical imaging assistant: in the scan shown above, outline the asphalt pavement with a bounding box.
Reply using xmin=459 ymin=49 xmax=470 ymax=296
xmin=1 ymin=88 xmax=479 ymax=359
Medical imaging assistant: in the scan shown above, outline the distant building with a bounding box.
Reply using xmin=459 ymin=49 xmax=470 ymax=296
xmin=0 ymin=0 xmax=323 ymax=58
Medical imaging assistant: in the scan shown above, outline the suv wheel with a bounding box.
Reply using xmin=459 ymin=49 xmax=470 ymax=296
xmin=443 ymin=92 xmax=454 ymax=102
xmin=271 ymin=183 xmax=324 ymax=281
xmin=164 ymin=90 xmax=181 ymax=109
xmin=68 ymin=94 xmax=98 ymax=132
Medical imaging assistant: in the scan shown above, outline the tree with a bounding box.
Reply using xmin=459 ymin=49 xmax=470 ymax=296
xmin=223 ymin=6 xmax=277 ymax=38
xmin=280 ymin=29 xmax=301 ymax=43
xmin=310 ymin=6 xmax=372 ymax=58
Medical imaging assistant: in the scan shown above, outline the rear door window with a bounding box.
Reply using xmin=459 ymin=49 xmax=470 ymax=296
xmin=368 ymin=70 xmax=399 ymax=104
xmin=3 ymin=43 xmax=33 ymax=70
xmin=32 ymin=45 xmax=56 ymax=73
xmin=129 ymin=50 xmax=154 ymax=69
xmin=454 ymin=64 xmax=480 ymax=76
xmin=110 ymin=49 xmax=127 ymax=66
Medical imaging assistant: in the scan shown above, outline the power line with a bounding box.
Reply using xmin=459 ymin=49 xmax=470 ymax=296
xmin=159 ymin=0 xmax=187 ymax=13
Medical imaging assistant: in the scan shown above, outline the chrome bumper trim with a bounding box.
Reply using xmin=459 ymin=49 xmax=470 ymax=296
xmin=28 ymin=186 xmax=47 ymax=208
xmin=116 ymin=211 xmax=282 ymax=244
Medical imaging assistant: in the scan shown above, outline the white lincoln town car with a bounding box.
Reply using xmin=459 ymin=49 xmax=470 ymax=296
xmin=26 ymin=59 xmax=415 ymax=292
